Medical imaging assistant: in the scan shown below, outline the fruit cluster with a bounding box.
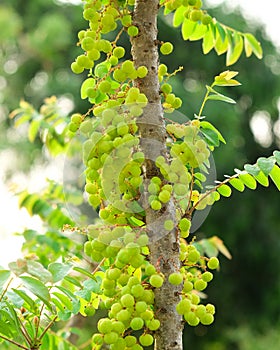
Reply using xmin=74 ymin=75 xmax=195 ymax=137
xmin=162 ymin=0 xmax=212 ymax=25
xmin=69 ymin=0 xmax=220 ymax=348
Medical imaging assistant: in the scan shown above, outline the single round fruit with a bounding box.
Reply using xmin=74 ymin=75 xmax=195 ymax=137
xmin=130 ymin=317 xmax=144 ymax=330
xmin=127 ymin=25 xmax=139 ymax=37
xmin=160 ymin=42 xmax=174 ymax=55
xmin=164 ymin=219 xmax=174 ymax=231
xmin=202 ymin=271 xmax=213 ymax=282
xmin=149 ymin=274 xmax=164 ymax=288
xmin=190 ymin=9 xmax=202 ymax=22
xmin=150 ymin=200 xmax=162 ymax=211
xmin=137 ymin=66 xmax=148 ymax=78
xmin=202 ymin=14 xmax=212 ymax=25
xmin=139 ymin=333 xmax=154 ymax=347
xmin=179 ymin=218 xmax=191 ymax=232
xmin=207 ymin=256 xmax=219 ymax=270
xmin=194 ymin=279 xmax=207 ymax=291
xmin=168 ymin=272 xmax=183 ymax=285
xmin=147 ymin=318 xmax=160 ymax=331
xmin=113 ymin=47 xmax=125 ymax=58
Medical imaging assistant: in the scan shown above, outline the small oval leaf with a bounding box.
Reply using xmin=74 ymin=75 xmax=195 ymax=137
xmin=229 ymin=178 xmax=245 ymax=192
xmin=217 ymin=184 xmax=232 ymax=197
xmin=238 ymin=173 xmax=257 ymax=190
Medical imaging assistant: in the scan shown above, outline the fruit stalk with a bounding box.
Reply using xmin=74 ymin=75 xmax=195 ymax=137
xmin=131 ymin=1 xmax=183 ymax=349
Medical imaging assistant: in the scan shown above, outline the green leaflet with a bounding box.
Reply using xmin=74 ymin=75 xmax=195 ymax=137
xmin=229 ymin=178 xmax=245 ymax=192
xmin=202 ymin=27 xmax=215 ymax=54
xmin=81 ymin=78 xmax=95 ymax=99
xmin=0 ymin=270 xmax=11 ymax=291
xmin=20 ymin=276 xmax=51 ymax=309
xmin=28 ymin=118 xmax=42 ymax=142
xmin=217 ymin=184 xmax=232 ymax=197
xmin=182 ymin=19 xmax=196 ymax=40
xmin=48 ymin=262 xmax=72 ymax=283
xmin=244 ymin=33 xmax=263 ymax=59
xmin=189 ymin=23 xmax=207 ymax=41
xmin=254 ymin=170 xmax=269 ymax=187
xmin=244 ymin=163 xmax=260 ymax=177
xmin=200 ymin=121 xmax=226 ymax=144
xmin=11 ymin=289 xmax=37 ymax=311
xmin=200 ymin=127 xmax=219 ymax=147
xmin=226 ymin=32 xmax=243 ymax=66
xmin=238 ymin=173 xmax=257 ymax=190
xmin=273 ymin=150 xmax=280 ymax=165
xmin=206 ymin=85 xmax=236 ymax=104
xmin=257 ymin=157 xmax=275 ymax=176
xmin=269 ymin=165 xmax=280 ymax=191
xmin=173 ymin=6 xmax=186 ymax=27
xmin=179 ymin=15 xmax=262 ymax=65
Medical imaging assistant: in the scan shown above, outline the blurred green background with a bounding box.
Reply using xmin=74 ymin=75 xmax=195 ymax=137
xmin=1 ymin=0 xmax=280 ymax=349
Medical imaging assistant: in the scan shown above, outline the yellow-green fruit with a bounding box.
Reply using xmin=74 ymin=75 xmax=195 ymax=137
xmin=202 ymin=14 xmax=212 ymax=25
xmin=127 ymin=25 xmax=139 ymax=37
xmin=190 ymin=9 xmax=202 ymax=22
xmin=160 ymin=42 xmax=174 ymax=55
xmin=207 ymin=256 xmax=219 ymax=270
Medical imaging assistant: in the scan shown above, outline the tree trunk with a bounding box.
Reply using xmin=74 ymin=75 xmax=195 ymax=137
xmin=131 ymin=1 xmax=183 ymax=349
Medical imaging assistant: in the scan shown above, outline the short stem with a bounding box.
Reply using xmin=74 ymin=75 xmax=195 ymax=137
xmin=38 ymin=315 xmax=58 ymax=341
xmin=0 ymin=334 xmax=29 ymax=350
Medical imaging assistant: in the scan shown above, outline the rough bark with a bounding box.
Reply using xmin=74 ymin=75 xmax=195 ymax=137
xmin=131 ymin=1 xmax=183 ymax=349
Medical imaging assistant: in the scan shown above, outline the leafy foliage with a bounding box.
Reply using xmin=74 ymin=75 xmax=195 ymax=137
xmin=1 ymin=0 xmax=280 ymax=349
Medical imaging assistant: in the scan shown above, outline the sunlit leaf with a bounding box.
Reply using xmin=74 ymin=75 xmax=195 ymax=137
xmin=28 ymin=119 xmax=42 ymax=142
xmin=202 ymin=27 xmax=215 ymax=54
xmin=27 ymin=260 xmax=53 ymax=284
xmin=189 ymin=23 xmax=207 ymax=41
xmin=244 ymin=35 xmax=253 ymax=57
xmin=244 ymin=33 xmax=263 ymax=59
xmin=20 ymin=276 xmax=51 ymax=308
xmin=226 ymin=32 xmax=243 ymax=66
xmin=214 ymin=32 xmax=229 ymax=55
xmin=229 ymin=178 xmax=245 ymax=192
xmin=80 ymin=78 xmax=95 ymax=100
xmin=254 ymin=170 xmax=269 ymax=187
xmin=52 ymin=292 xmax=73 ymax=311
xmin=214 ymin=21 xmax=226 ymax=41
xmin=12 ymin=289 xmax=37 ymax=311
xmin=207 ymin=93 xmax=235 ymax=104
xmin=194 ymin=172 xmax=207 ymax=182
xmin=182 ymin=19 xmax=196 ymax=40
xmin=238 ymin=173 xmax=257 ymax=190
xmin=48 ymin=262 xmax=72 ymax=283
xmin=0 ymin=270 xmax=11 ymax=290
xmin=269 ymin=165 xmax=280 ymax=191
xmin=217 ymin=184 xmax=232 ymax=197
xmin=173 ymin=6 xmax=186 ymax=27
xmin=73 ymin=266 xmax=96 ymax=280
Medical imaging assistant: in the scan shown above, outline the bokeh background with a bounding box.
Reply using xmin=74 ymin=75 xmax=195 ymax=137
xmin=1 ymin=0 xmax=280 ymax=349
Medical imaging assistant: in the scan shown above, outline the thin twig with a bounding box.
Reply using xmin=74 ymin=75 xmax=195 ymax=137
xmin=0 ymin=334 xmax=29 ymax=350
xmin=0 ymin=277 xmax=14 ymax=302
xmin=38 ymin=315 xmax=58 ymax=341
xmin=18 ymin=317 xmax=32 ymax=345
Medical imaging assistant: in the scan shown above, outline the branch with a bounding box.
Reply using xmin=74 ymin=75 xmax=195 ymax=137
xmin=0 ymin=334 xmax=29 ymax=350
